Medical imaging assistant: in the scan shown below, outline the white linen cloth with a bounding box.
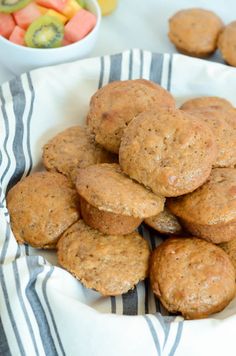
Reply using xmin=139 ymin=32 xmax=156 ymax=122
xmin=1 ymin=49 xmax=236 ymax=356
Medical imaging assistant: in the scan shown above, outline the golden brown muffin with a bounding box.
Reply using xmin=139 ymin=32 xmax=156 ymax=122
xmin=167 ymin=168 xmax=236 ymax=244
xmin=180 ymin=96 xmax=233 ymax=111
xmin=7 ymin=172 xmax=80 ymax=249
xmin=144 ymin=208 xmax=182 ymax=235
xmin=80 ymin=197 xmax=142 ymax=235
xmin=220 ymin=238 xmax=236 ymax=271
xmin=42 ymin=125 xmax=116 ymax=184
xmin=168 ymin=8 xmax=223 ymax=57
xmin=150 ymin=237 xmax=236 ymax=319
xmin=218 ymin=21 xmax=236 ymax=67
xmin=76 ymin=163 xmax=165 ymax=218
xmin=223 ymin=108 xmax=236 ymax=131
xmin=119 ymin=109 xmax=217 ymax=197
xmin=57 ymin=220 xmax=150 ymax=296
xmin=184 ymin=108 xmax=236 ymax=168
xmin=87 ymin=79 xmax=175 ymax=153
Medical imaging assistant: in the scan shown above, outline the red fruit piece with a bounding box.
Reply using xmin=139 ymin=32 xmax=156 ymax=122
xmin=13 ymin=3 xmax=41 ymax=30
xmin=0 ymin=13 xmax=15 ymax=39
xmin=9 ymin=26 xmax=26 ymax=46
xmin=62 ymin=37 xmax=72 ymax=46
xmin=36 ymin=0 xmax=68 ymax=12
xmin=64 ymin=9 xmax=96 ymax=43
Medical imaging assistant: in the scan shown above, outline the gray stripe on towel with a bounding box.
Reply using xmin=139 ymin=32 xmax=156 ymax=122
xmin=109 ymin=53 xmax=123 ymax=82
xmin=42 ymin=267 xmax=66 ymax=356
xmin=98 ymin=56 xmax=105 ymax=89
xmin=7 ymin=78 xmax=26 ymax=192
xmin=26 ymin=256 xmax=58 ymax=356
xmin=169 ymin=321 xmax=183 ymax=356
xmin=0 ymin=266 xmax=26 ymax=355
xmin=149 ymin=53 xmax=164 ymax=84
xmin=167 ymin=54 xmax=173 ymax=91
xmin=143 ymin=315 xmax=161 ymax=356
xmin=25 ymin=73 xmax=34 ymax=176
xmin=0 ymin=316 xmax=11 ymax=356
xmin=12 ymin=260 xmax=40 ymax=356
xmin=0 ymin=87 xmax=11 ymax=185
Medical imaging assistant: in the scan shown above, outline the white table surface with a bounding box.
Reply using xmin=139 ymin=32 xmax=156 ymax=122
xmin=0 ymin=0 xmax=235 ymax=85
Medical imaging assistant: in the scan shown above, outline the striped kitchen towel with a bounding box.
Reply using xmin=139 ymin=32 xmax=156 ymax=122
xmin=1 ymin=49 xmax=236 ymax=356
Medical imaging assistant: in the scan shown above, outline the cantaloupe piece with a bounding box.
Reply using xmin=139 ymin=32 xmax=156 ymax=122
xmin=45 ymin=9 xmax=67 ymax=24
xmin=64 ymin=8 xmax=96 ymax=42
xmin=9 ymin=25 xmax=25 ymax=45
xmin=36 ymin=5 xmax=48 ymax=14
xmin=0 ymin=13 xmax=15 ymax=38
xmin=61 ymin=0 xmax=81 ymax=19
xmin=13 ymin=3 xmax=41 ymax=30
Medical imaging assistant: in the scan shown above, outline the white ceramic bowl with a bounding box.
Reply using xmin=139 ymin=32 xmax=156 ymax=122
xmin=0 ymin=0 xmax=101 ymax=75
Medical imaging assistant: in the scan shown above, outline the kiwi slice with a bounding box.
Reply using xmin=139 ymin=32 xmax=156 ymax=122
xmin=0 ymin=0 xmax=31 ymax=13
xmin=76 ymin=0 xmax=85 ymax=8
xmin=25 ymin=16 xmax=64 ymax=49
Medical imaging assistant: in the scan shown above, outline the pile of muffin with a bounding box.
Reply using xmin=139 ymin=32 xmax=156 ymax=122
xmin=7 ymin=79 xmax=236 ymax=319
xmin=168 ymin=7 xmax=236 ymax=67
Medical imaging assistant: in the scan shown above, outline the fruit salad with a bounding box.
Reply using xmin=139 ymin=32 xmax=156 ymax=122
xmin=0 ymin=0 xmax=96 ymax=48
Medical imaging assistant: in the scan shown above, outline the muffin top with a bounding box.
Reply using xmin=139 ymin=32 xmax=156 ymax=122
xmin=218 ymin=21 xmax=236 ymax=67
xmin=76 ymin=163 xmax=165 ymax=218
xmin=184 ymin=108 xmax=236 ymax=168
xmin=57 ymin=220 xmax=150 ymax=296
xmin=119 ymin=109 xmax=217 ymax=197
xmin=7 ymin=172 xmax=80 ymax=248
xmin=150 ymin=237 xmax=235 ymax=319
xmin=42 ymin=125 xmax=116 ymax=184
xmin=169 ymin=8 xmax=223 ymax=56
xmin=167 ymin=168 xmax=236 ymax=226
xmin=87 ymin=79 xmax=175 ymax=153
xmin=180 ymin=96 xmax=233 ymax=111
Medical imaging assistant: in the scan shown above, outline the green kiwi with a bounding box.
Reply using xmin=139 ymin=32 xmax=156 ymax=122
xmin=76 ymin=0 xmax=86 ymax=8
xmin=0 ymin=0 xmax=31 ymax=13
xmin=25 ymin=16 xmax=64 ymax=49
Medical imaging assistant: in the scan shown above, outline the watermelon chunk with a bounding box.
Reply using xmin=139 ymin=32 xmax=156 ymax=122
xmin=64 ymin=9 xmax=96 ymax=43
xmin=62 ymin=37 xmax=71 ymax=46
xmin=36 ymin=0 xmax=68 ymax=12
xmin=13 ymin=3 xmax=41 ymax=30
xmin=0 ymin=13 xmax=15 ymax=39
xmin=9 ymin=26 xmax=25 ymax=46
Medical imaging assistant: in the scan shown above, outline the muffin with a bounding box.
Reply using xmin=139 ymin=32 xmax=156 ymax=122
xmin=144 ymin=207 xmax=182 ymax=235
xmin=180 ymin=96 xmax=233 ymax=111
xmin=7 ymin=172 xmax=80 ymax=248
xmin=220 ymin=238 xmax=236 ymax=271
xmin=42 ymin=125 xmax=116 ymax=184
xmin=218 ymin=21 xmax=236 ymax=67
xmin=119 ymin=109 xmax=217 ymax=197
xmin=57 ymin=220 xmax=150 ymax=296
xmin=184 ymin=108 xmax=236 ymax=168
xmin=150 ymin=237 xmax=235 ymax=319
xmin=223 ymin=108 xmax=236 ymax=131
xmin=168 ymin=8 xmax=223 ymax=57
xmin=167 ymin=168 xmax=236 ymax=243
xmin=80 ymin=197 xmax=142 ymax=235
xmin=87 ymin=79 xmax=175 ymax=153
xmin=76 ymin=163 xmax=164 ymax=234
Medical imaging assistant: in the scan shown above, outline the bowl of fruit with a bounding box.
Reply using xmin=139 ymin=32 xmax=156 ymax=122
xmin=0 ymin=0 xmax=101 ymax=75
